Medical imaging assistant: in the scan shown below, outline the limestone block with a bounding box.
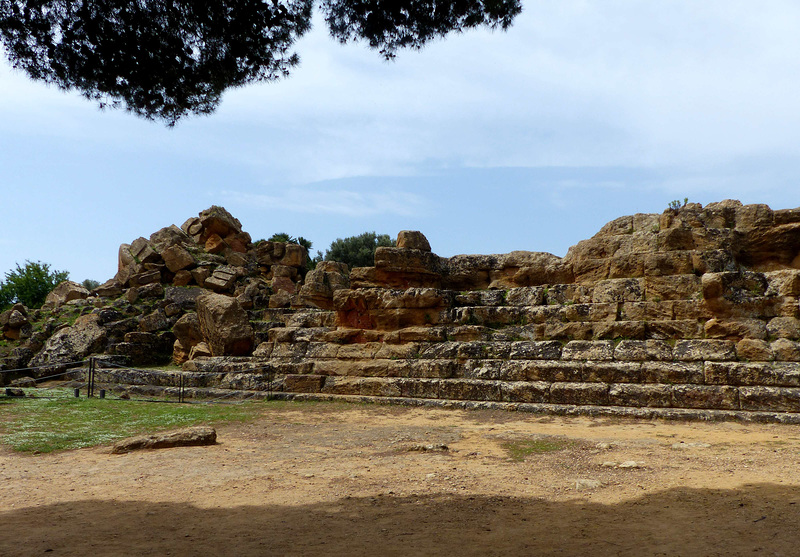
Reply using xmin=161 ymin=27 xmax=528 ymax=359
xmin=735 ymin=339 xmax=774 ymax=362
xmin=418 ymin=341 xmax=459 ymax=359
xmin=466 ymin=359 xmax=519 ymax=380
xmin=644 ymin=251 xmax=693 ymax=276
xmin=550 ymin=382 xmax=609 ymax=406
xmin=358 ymin=377 xmax=402 ymax=397
xmin=571 ymin=258 xmax=609 ymax=283
xmin=509 ymin=341 xmax=562 ymax=360
xmin=691 ymin=249 xmax=735 ymax=275
xmin=621 ymin=301 xmax=673 ymax=321
xmin=671 ymin=300 xmax=714 ymax=320
xmin=771 ymin=339 xmax=800 ymax=361
xmin=505 ymin=286 xmax=546 ymax=306
xmin=645 ymin=320 xmax=703 ymax=340
xmin=396 ymin=230 xmax=431 ymax=251
xmin=613 ymin=340 xmax=672 ymax=361
xmin=188 ymin=342 xmax=212 ymax=359
xmin=139 ymin=310 xmax=169 ymax=332
xmin=592 ymin=321 xmax=646 ymax=340
xmin=656 ymin=228 xmax=695 ymax=251
xmin=130 ymin=237 xmax=160 ymax=264
xmin=593 ymin=215 xmax=633 ymax=237
xmin=30 ymin=314 xmax=107 ymax=367
xmin=739 ymin=386 xmax=800 ymax=412
xmin=704 ymin=318 xmax=767 ymax=340
xmin=765 ymin=270 xmax=800 ymax=296
xmin=518 ymin=361 xmax=581 ymax=382
xmin=283 ymin=374 xmax=325 ymax=393
xmin=336 ymin=342 xmax=381 ymax=360
xmin=592 ymin=278 xmax=645 ymax=304
xmin=129 ymin=269 xmax=162 ymax=287
xmin=375 ymin=343 xmax=421 ymax=359
xmin=397 ymin=378 xmax=441 ymax=399
xmin=581 ymin=361 xmax=641 ymax=383
xmin=397 ymin=359 xmax=457 ymax=379
xmin=544 ymin=321 xmax=594 ymax=341
xmin=523 ymin=305 xmax=561 ymax=324
xmin=439 ymin=379 xmax=503 ymax=402
xmin=608 ymin=384 xmax=672 ymax=408
xmin=320 ymin=376 xmax=362 ymax=395
xmin=196 ymin=293 xmax=254 ymax=356
xmin=640 ymin=362 xmax=704 ymax=384
xmin=766 ymin=317 xmax=800 ymax=339
xmin=671 ymin=385 xmax=738 ymax=410
xmin=674 ymin=340 xmax=736 ymax=361
xmin=645 ymin=274 xmax=701 ymax=301
xmin=45 ymin=281 xmax=90 ymax=307
xmin=500 ymin=381 xmax=550 ymax=403
xmin=608 ymin=253 xmax=644 ymax=279
xmin=205 ymin=266 xmax=238 ymax=292
xmin=562 ymin=340 xmax=614 ymax=361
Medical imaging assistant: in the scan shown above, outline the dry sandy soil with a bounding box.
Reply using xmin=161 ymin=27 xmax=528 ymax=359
xmin=3 ymin=401 xmax=800 ymax=556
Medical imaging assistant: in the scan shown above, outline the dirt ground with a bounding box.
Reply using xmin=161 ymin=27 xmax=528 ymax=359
xmin=3 ymin=402 xmax=800 ymax=556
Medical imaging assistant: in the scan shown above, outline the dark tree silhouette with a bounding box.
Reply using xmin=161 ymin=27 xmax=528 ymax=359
xmin=0 ymin=0 xmax=521 ymax=124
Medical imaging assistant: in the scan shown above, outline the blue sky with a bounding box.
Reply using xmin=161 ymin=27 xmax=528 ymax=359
xmin=2 ymin=2 xmax=800 ymax=283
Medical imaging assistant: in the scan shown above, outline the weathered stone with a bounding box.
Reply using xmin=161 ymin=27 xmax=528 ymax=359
xmin=550 ymin=382 xmax=609 ymax=406
xmin=161 ymin=245 xmax=196 ymax=273
xmin=704 ymin=318 xmax=767 ymax=340
xmin=396 ymin=230 xmax=431 ymax=252
xmin=139 ymin=309 xmax=169 ymax=332
xmin=196 ymin=293 xmax=254 ymax=356
xmin=29 ymin=314 xmax=107 ymax=366
xmin=562 ymin=340 xmax=614 ymax=361
xmin=671 ymin=385 xmax=738 ymax=410
xmin=129 ymin=237 xmax=160 ymax=264
xmin=674 ymin=340 xmax=736 ymax=361
xmin=608 ymin=384 xmax=672 ymax=408
xmin=767 ymin=317 xmax=800 ymax=340
xmin=205 ymin=266 xmax=238 ymax=292
xmin=189 ymin=342 xmax=213 ymax=359
xmin=45 ymin=281 xmax=90 ymax=307
xmin=112 ymin=426 xmax=216 ymax=454
xmin=771 ymin=339 xmax=800 ymax=361
xmin=735 ymin=339 xmax=774 ymax=362
xmin=94 ymin=279 xmax=124 ymax=298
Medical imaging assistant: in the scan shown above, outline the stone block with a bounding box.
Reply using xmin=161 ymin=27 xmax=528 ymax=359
xmin=562 ymin=340 xmax=614 ymax=361
xmin=704 ymin=318 xmax=767 ymax=340
xmin=439 ymin=379 xmax=503 ymax=402
xmin=396 ymin=359 xmax=457 ymax=379
xmin=767 ymin=317 xmax=800 ymax=340
xmin=320 ymin=376 xmax=362 ymax=395
xmin=375 ymin=343 xmax=421 ymax=359
xmin=336 ymin=342 xmax=381 ymax=360
xmin=571 ymin=258 xmax=610 ymax=283
xmin=645 ymin=275 xmax=701 ymax=301
xmin=283 ymin=374 xmax=325 ymax=393
xmin=550 ymin=382 xmax=609 ymax=406
xmin=735 ymin=339 xmax=773 ymax=362
xmin=397 ymin=378 xmax=441 ymax=399
xmin=739 ymin=386 xmax=800 ymax=412
xmin=641 ymin=362 xmax=704 ymax=384
xmin=674 ymin=340 xmax=736 ymax=361
xmin=671 ymin=300 xmax=714 ymax=320
xmin=500 ymin=381 xmax=551 ymax=403
xmin=462 ymin=359 xmax=508 ymax=380
xmin=358 ymin=378 xmax=402 ymax=397
xmin=581 ymin=361 xmax=641 ymax=383
xmin=544 ymin=322 xmax=594 ymax=341
xmin=419 ymin=342 xmax=459 ymax=359
xmin=508 ymin=341 xmax=562 ymax=360
xmin=771 ymin=339 xmax=800 ymax=361
xmin=671 ymin=385 xmax=738 ymax=410
xmin=646 ymin=320 xmax=703 ymax=340
xmin=621 ymin=302 xmax=673 ymax=321
xmin=592 ymin=321 xmax=646 ymax=340
xmin=608 ymin=253 xmax=645 ymax=278
xmin=505 ymin=286 xmax=546 ymax=306
xmin=608 ymin=384 xmax=672 ymax=408
xmin=518 ymin=361 xmax=582 ymax=382
xmin=614 ymin=340 xmax=672 ymax=361
xmin=644 ymin=251 xmax=693 ymax=276
xmin=592 ymin=278 xmax=645 ymax=304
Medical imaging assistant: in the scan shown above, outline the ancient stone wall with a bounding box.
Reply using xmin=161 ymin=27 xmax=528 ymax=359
xmin=6 ymin=200 xmax=800 ymax=421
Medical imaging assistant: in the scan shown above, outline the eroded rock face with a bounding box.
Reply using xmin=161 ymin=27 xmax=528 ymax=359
xmin=29 ymin=314 xmax=107 ymax=367
xmin=196 ymin=293 xmax=254 ymax=356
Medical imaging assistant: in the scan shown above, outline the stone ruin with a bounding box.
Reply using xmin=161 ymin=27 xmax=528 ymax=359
xmin=4 ymin=200 xmax=800 ymax=422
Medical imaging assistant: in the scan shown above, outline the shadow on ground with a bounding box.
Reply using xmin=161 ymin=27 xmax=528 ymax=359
xmin=3 ymin=483 xmax=798 ymax=556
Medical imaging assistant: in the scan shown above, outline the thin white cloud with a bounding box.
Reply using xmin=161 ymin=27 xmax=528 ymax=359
xmin=220 ymin=187 xmax=430 ymax=218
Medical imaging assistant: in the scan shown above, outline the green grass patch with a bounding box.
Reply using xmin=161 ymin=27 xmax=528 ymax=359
xmin=501 ymin=437 xmax=573 ymax=461
xmin=0 ymin=390 xmax=262 ymax=453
